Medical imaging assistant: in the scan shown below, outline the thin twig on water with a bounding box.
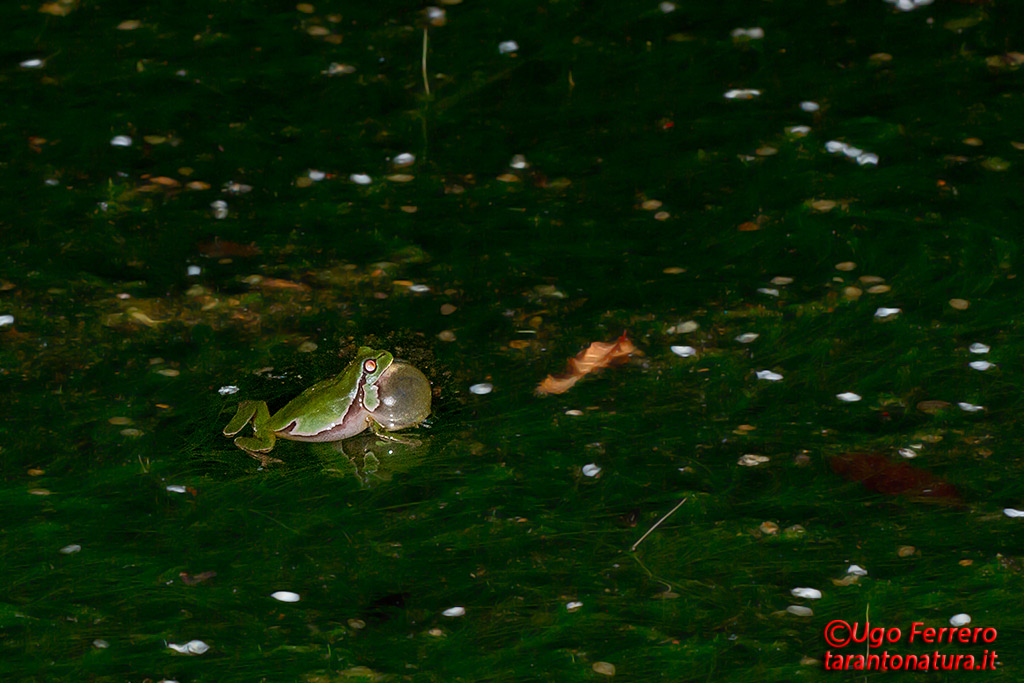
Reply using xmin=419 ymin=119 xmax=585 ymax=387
xmin=630 ymin=497 xmax=688 ymax=552
xmin=421 ymin=28 xmax=430 ymax=96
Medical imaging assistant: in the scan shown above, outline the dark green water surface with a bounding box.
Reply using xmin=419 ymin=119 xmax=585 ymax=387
xmin=4 ymin=1 xmax=1024 ymax=681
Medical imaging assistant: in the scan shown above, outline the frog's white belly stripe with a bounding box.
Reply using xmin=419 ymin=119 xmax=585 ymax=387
xmin=281 ymin=380 xmax=366 ymax=440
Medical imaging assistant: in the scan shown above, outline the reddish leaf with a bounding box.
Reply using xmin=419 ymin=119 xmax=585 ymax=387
xmin=536 ymin=332 xmax=636 ymax=396
xmin=830 ymin=452 xmax=961 ymax=505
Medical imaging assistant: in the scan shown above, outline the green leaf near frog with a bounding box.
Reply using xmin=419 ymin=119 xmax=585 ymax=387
xmin=223 ymin=347 xmax=432 ymax=467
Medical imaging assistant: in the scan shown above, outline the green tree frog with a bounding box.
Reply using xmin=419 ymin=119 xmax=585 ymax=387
xmin=223 ymin=347 xmax=431 ymax=466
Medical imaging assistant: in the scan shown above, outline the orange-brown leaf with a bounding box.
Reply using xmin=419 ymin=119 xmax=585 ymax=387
xmin=536 ymin=333 xmax=636 ymax=395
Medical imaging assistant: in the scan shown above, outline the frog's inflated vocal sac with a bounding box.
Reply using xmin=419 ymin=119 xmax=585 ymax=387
xmin=223 ymin=347 xmax=431 ymax=466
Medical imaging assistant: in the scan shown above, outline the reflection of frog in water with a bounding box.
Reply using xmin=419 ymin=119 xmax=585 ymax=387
xmin=223 ymin=347 xmax=431 ymax=467
xmin=314 ymin=433 xmax=426 ymax=484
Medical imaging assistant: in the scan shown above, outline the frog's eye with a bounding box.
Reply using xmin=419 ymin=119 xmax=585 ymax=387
xmin=363 ymin=359 xmax=377 ymax=374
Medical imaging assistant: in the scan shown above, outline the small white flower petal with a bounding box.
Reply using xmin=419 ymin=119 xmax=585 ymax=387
xmin=874 ymin=307 xmax=901 ymax=318
xmin=350 ymin=173 xmax=372 ymax=185
xmin=582 ymin=463 xmax=602 ymax=477
xmin=498 ymin=40 xmax=519 ymax=54
xmin=670 ymin=345 xmax=696 ymax=358
xmin=166 ymin=485 xmax=188 ymax=494
xmin=898 ymin=448 xmax=917 ymax=459
xmin=787 ymin=125 xmax=811 ymax=135
xmin=0 ymin=315 xmax=14 ymax=327
xmin=756 ymin=370 xmax=783 ymax=381
xmin=969 ymin=343 xmax=990 ymax=354
xmin=841 ymin=146 xmax=864 ymax=158
xmin=847 ymin=564 xmax=868 ymax=576
xmin=409 ymin=284 xmax=431 ymax=293
xmin=958 ymin=402 xmax=984 ymax=412
xmin=469 ymin=383 xmax=492 ymax=395
xmin=308 ymin=169 xmax=326 ymax=181
xmin=218 ymin=385 xmax=239 ymax=396
xmin=969 ymin=360 xmax=995 ymax=371
xmin=735 ymin=332 xmax=759 ymax=343
xmin=787 ymin=605 xmax=813 ymax=616
xmin=509 ymin=154 xmax=529 ymax=169
xmin=271 ymin=591 xmax=301 ymax=603
xmin=59 ymin=544 xmax=82 ymax=554
xmin=110 ymin=135 xmax=133 ymax=147
xmin=856 ymin=153 xmax=879 ymax=166
xmin=1003 ymin=508 xmax=1024 ymax=518
xmin=738 ymin=454 xmax=769 ymax=467
xmin=791 ymin=587 xmax=822 ymax=600
xmin=168 ymin=640 xmax=210 ymax=655
xmin=825 ymin=140 xmax=848 ymax=154
xmin=800 ymin=101 xmax=820 ymax=112
xmin=20 ymin=58 xmax=44 ymax=68
xmin=757 ymin=287 xmax=779 ymax=297
xmin=723 ymin=89 xmax=762 ymax=100
xmin=393 ymin=153 xmax=415 ymax=166
xmin=442 ymin=606 xmax=465 ymax=617
xmin=836 ymin=392 xmax=861 ymax=402
xmin=949 ymin=613 xmax=971 ymax=627
xmin=186 ymin=265 xmax=201 ymax=276
xmin=566 ymin=601 xmax=583 ymax=611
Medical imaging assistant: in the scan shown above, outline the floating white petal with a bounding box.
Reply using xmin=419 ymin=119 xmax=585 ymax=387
xmin=738 ymin=454 xmax=769 ymax=467
xmin=756 ymin=370 xmax=783 ymax=381
xmin=0 ymin=315 xmax=14 ymax=327
xmin=757 ymin=287 xmax=779 ymax=297
xmin=350 ymin=173 xmax=372 ymax=185
xmin=723 ymin=89 xmax=762 ymax=100
xmin=949 ymin=613 xmax=971 ymax=627
xmin=509 ymin=154 xmax=529 ymax=169
xmin=958 ymin=402 xmax=984 ymax=412
xmin=836 ymin=392 xmax=861 ymax=402
xmin=787 ymin=605 xmax=813 ymax=616
xmin=969 ymin=343 xmax=990 ymax=354
xmin=110 ymin=135 xmax=133 ymax=147
xmin=842 ymin=146 xmax=864 ymax=158
xmin=791 ymin=587 xmax=822 ymax=600
xmin=218 ymin=385 xmax=239 ymax=395
xmin=167 ymin=640 xmax=209 ymax=655
xmin=442 ymin=606 xmax=465 ymax=617
xmin=20 ymin=58 xmax=44 ymax=68
xmin=969 ymin=361 xmax=995 ymax=371
xmin=787 ymin=125 xmax=811 ymax=135
xmin=210 ymin=200 xmax=228 ymax=219
xmin=498 ymin=40 xmax=519 ymax=54
xmin=800 ymin=101 xmax=820 ymax=112
xmin=186 ymin=265 xmax=201 ymax=276
xmin=730 ymin=27 xmax=764 ymax=39
xmin=735 ymin=332 xmax=759 ymax=343
xmin=308 ymin=170 xmax=326 ymax=181
xmin=670 ymin=345 xmax=696 ymax=358
xmin=659 ymin=2 xmax=676 ymax=13
xmin=874 ymin=307 xmax=901 ymax=318
xmin=394 ymin=153 xmax=415 ymax=166
xmin=856 ymin=153 xmax=879 ymax=166
xmin=582 ymin=463 xmax=602 ymax=477
xmin=60 ymin=544 xmax=82 ymax=554
xmin=409 ymin=284 xmax=431 ymax=293
xmin=166 ymin=485 xmax=188 ymax=494
xmin=825 ymin=140 xmax=848 ymax=154
xmin=566 ymin=601 xmax=583 ymax=611
xmin=898 ymin=448 xmax=917 ymax=459
xmin=1003 ymin=508 xmax=1024 ymax=518
xmin=271 ymin=591 xmax=301 ymax=603
xmin=469 ymin=383 xmax=493 ymax=395
xmin=847 ymin=564 xmax=868 ymax=576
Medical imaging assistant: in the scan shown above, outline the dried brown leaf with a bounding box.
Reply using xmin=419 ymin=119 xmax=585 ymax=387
xmin=536 ymin=333 xmax=636 ymax=395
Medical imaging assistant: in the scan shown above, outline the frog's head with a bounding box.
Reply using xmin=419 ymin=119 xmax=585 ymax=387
xmin=356 ymin=347 xmax=394 ymax=411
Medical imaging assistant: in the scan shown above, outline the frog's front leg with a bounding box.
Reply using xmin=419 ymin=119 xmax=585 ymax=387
xmin=223 ymin=401 xmax=282 ymax=466
xmin=367 ymin=417 xmax=422 ymax=447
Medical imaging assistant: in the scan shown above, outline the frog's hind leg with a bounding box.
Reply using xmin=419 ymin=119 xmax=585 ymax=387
xmin=223 ymin=401 xmax=265 ymax=437
xmin=224 ymin=401 xmax=282 ymax=466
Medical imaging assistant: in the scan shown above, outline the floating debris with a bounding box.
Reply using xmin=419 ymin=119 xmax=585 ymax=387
xmin=1003 ymin=508 xmax=1024 ymax=518
xmin=498 ymin=40 xmax=519 ymax=54
xmin=349 ymin=173 xmax=372 ymax=185
xmin=949 ymin=613 xmax=971 ymax=627
xmin=536 ymin=333 xmax=636 ymax=395
xmin=885 ymin=0 xmax=934 ymax=11
xmin=167 ymin=640 xmax=209 ymax=655
xmin=825 ymin=140 xmax=878 ymax=166
xmin=60 ymin=544 xmax=82 ymax=554
xmin=0 ymin=315 xmax=14 ymax=326
xmin=874 ymin=307 xmax=901 ymax=318
xmin=218 ymin=385 xmax=239 ymax=396
xmin=757 ymin=287 xmax=779 ymax=297
xmin=271 ymin=591 xmax=301 ymax=603
xmin=835 ymin=261 xmax=857 ymax=271
xmin=799 ymin=101 xmax=820 ymax=112
xmin=969 ymin=361 xmax=995 ymax=371
xmin=393 ymin=153 xmax=415 ymax=167
xmin=93 ymin=639 xmax=109 ymax=648
xmin=958 ymin=402 xmax=984 ymax=412
xmin=836 ymin=392 xmax=862 ymax=402
xmin=730 ymin=27 xmax=764 ymax=39
xmin=949 ymin=298 xmax=970 ymax=310
xmin=166 ymin=485 xmax=188 ymax=494
xmin=469 ymin=383 xmax=493 ymax=395
xmin=791 ymin=587 xmax=822 ymax=600
xmin=322 ymin=63 xmax=356 ymax=76
xmin=670 ymin=345 xmax=696 ymax=358
xmin=509 ymin=154 xmax=529 ymax=169
xmin=210 ymin=200 xmax=228 ymax=219
xmin=735 ymin=332 xmax=759 ymax=343
xmin=724 ymin=89 xmax=761 ymax=100
xmin=186 ymin=265 xmax=201 ymax=276
xmin=20 ymin=58 xmax=44 ymax=68
xmin=110 ymin=135 xmax=133 ymax=147
xmin=565 ymin=409 xmax=583 ymax=416
xmin=755 ymin=370 xmax=783 ymax=381
xmin=738 ymin=454 xmax=769 ymax=467
xmin=408 ymin=284 xmax=431 ymax=293
xmin=659 ymin=1 xmax=676 ymax=13
xmin=898 ymin=448 xmax=917 ymax=459
xmin=566 ymin=601 xmax=583 ymax=612
xmin=442 ymin=606 xmax=465 ymax=617
xmin=969 ymin=343 xmax=990 ymax=354
xmin=667 ymin=320 xmax=699 ymax=334
xmin=847 ymin=564 xmax=868 ymax=576
xmin=829 ymin=452 xmax=960 ymax=504
xmin=592 ymin=662 xmax=616 ymax=676
xmin=787 ymin=605 xmax=813 ymax=617
xmin=582 ymin=463 xmax=602 ymax=477
xmin=308 ymin=169 xmax=326 ymax=181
